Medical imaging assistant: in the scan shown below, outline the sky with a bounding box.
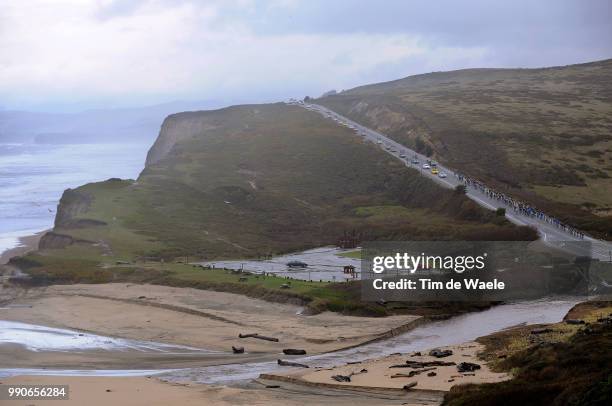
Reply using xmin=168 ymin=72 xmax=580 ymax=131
xmin=1 ymin=0 xmax=611 ymax=112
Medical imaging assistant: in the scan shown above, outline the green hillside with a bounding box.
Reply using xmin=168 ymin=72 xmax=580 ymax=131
xmin=10 ymin=102 xmax=536 ymax=314
xmin=46 ymin=103 xmax=534 ymax=261
xmin=317 ymin=59 xmax=612 ymax=238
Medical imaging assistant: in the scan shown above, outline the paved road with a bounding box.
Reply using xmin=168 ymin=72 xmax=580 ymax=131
xmin=296 ymin=102 xmax=612 ymax=261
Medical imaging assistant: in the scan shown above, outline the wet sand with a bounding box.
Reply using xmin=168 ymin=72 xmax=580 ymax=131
xmin=3 ymin=344 xmax=491 ymax=405
xmin=0 ymin=283 xmax=420 ymax=369
xmin=1 ymin=376 xmax=211 ymax=406
xmin=2 ymin=375 xmax=442 ymax=406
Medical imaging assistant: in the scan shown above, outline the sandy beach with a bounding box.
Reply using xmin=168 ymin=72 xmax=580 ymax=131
xmin=0 ymin=281 xmax=587 ymax=406
xmin=262 ymin=342 xmax=509 ymax=392
xmin=2 ymin=375 xmax=441 ymax=406
xmin=1 ymin=342 xmax=502 ymax=406
xmin=1 ymin=376 xmax=207 ymax=406
xmin=0 ymin=231 xmax=44 ymax=265
xmin=0 ymin=283 xmax=420 ymax=369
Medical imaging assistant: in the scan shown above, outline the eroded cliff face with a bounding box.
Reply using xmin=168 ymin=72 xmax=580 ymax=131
xmin=145 ymin=111 xmax=218 ymax=167
xmin=44 ymin=109 xmax=215 ymax=249
xmin=39 ymin=188 xmax=105 ymax=250
xmin=38 ymin=232 xmax=76 ymax=249
xmin=38 ymin=231 xmax=96 ymax=250
xmin=54 ymin=189 xmax=94 ymax=228
xmin=44 ymin=179 xmax=114 ymax=248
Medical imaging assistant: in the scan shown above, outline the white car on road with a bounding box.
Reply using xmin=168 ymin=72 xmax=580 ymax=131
xmin=423 ymin=164 xmax=431 ymax=169
xmin=438 ymin=172 xmax=447 ymax=178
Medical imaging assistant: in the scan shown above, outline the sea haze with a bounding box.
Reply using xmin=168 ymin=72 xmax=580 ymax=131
xmin=0 ymin=142 xmax=148 ymax=254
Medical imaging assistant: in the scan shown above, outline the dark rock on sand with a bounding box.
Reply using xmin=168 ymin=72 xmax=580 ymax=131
xmin=283 ymin=349 xmax=307 ymax=355
xmin=429 ymin=348 xmax=453 ymax=358
xmin=457 ymin=362 xmax=481 ymax=373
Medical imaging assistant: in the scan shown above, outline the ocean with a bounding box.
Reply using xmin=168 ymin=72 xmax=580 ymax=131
xmin=0 ymin=142 xmax=149 ymax=255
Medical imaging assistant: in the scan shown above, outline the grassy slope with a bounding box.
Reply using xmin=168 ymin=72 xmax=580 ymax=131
xmin=316 ymin=59 xmax=612 ymax=238
xmin=46 ymin=102 xmax=533 ymax=260
xmin=12 ymin=102 xmax=535 ymax=315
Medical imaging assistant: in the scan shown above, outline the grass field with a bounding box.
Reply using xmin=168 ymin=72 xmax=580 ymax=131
xmin=13 ymin=250 xmax=378 ymax=314
xmin=12 ymin=248 xmax=492 ymax=317
xmin=317 ymin=59 xmax=612 ymax=238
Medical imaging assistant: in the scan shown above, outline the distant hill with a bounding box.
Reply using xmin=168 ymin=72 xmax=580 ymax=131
xmin=0 ymin=100 xmax=224 ymax=145
xmin=42 ymin=103 xmax=533 ymax=261
xmin=317 ymin=59 xmax=612 ymax=238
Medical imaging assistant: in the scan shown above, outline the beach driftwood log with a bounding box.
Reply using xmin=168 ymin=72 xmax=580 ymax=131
xmin=407 ymin=360 xmax=456 ymax=368
xmin=565 ymin=319 xmax=585 ymax=325
xmin=391 ymin=367 xmax=437 ymax=378
xmin=530 ymin=328 xmax=553 ymax=335
xmin=402 ymin=382 xmax=418 ymax=390
xmin=390 ymin=360 xmax=455 ymax=369
xmin=457 ymin=362 xmax=481 ymax=372
xmin=282 ymin=348 xmax=307 ymax=355
xmin=331 ymin=369 xmax=368 ymax=382
xmin=277 ymin=359 xmax=309 ymax=368
xmin=239 ymin=333 xmax=280 ymax=342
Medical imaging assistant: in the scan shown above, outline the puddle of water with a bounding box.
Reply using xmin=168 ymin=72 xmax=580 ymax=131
xmin=200 ymin=246 xmax=360 ymax=282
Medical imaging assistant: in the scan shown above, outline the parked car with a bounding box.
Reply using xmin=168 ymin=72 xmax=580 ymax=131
xmin=438 ymin=172 xmax=447 ymax=178
xmin=423 ymin=164 xmax=431 ymax=169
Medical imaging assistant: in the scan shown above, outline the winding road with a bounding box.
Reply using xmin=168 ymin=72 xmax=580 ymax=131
xmin=297 ymin=102 xmax=612 ymax=261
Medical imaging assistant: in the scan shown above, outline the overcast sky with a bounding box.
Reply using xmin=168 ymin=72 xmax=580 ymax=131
xmin=1 ymin=0 xmax=611 ymax=112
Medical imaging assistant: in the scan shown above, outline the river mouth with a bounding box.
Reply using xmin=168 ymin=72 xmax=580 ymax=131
xmin=0 ymin=320 xmax=260 ymax=376
xmin=163 ymin=296 xmax=582 ymax=385
xmin=0 ymin=320 xmax=220 ymax=353
xmin=0 ymin=297 xmax=581 ymax=383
